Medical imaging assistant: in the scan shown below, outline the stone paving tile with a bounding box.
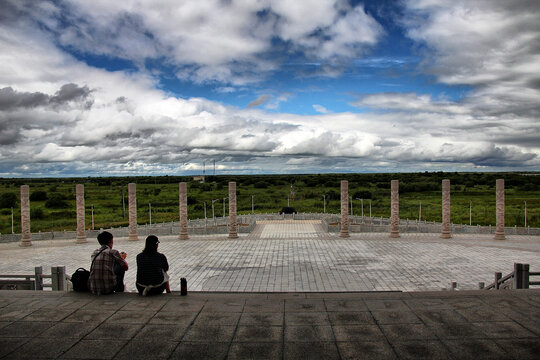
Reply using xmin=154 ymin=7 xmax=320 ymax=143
xmin=3 ymin=337 xmax=78 ymax=359
xmin=285 ymin=312 xmax=330 ymax=326
xmin=37 ymin=321 xmax=101 ymax=339
xmin=337 ymin=341 xmax=398 ymax=360
xmin=380 ymin=323 xmax=437 ymax=341
xmin=284 ymin=341 xmax=340 ymax=360
xmin=59 ymin=339 xmax=128 ymax=360
xmin=0 ymin=338 xmax=29 ymax=358
xmin=332 ymin=325 xmax=385 ymax=342
xmin=0 ymin=321 xmax=55 ymax=337
xmin=391 ymin=340 xmax=453 ymax=360
xmin=169 ymin=342 xmax=229 ymax=360
xmin=85 ymin=322 xmax=144 ymax=340
xmin=132 ymin=324 xmax=188 ymax=342
xmin=112 ymin=339 xmax=179 ymax=360
xmin=284 ymin=325 xmax=335 ymax=342
xmin=228 ymin=342 xmax=282 ymax=360
xmin=63 ymin=309 xmax=115 ymax=323
xmin=371 ymin=310 xmax=422 ymax=324
xmin=495 ymin=339 xmax=540 ymax=360
xmin=238 ymin=312 xmax=283 ymax=326
xmin=327 ymin=311 xmax=375 ymax=325
xmin=441 ymin=339 xmax=510 ymax=360
xmin=182 ymin=325 xmax=236 ymax=342
xmin=232 ymin=325 xmax=283 ymax=342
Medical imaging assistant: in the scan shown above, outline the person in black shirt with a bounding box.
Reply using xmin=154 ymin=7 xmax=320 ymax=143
xmin=136 ymin=235 xmax=171 ymax=296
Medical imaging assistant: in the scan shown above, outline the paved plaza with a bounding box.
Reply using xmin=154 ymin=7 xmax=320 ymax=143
xmin=0 ymin=220 xmax=539 ymax=293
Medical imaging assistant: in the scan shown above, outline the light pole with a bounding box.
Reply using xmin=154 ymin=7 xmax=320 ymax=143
xmin=350 ymin=196 xmax=353 ymax=216
xmin=323 ymin=195 xmax=326 ymax=213
xmin=251 ymin=195 xmax=254 ymax=214
xmin=149 ymin=203 xmax=152 ymax=225
xmin=369 ymin=200 xmax=372 ymax=218
xmin=469 ymin=200 xmax=472 ymax=226
xmin=361 ymin=199 xmax=364 ymax=217
xmin=419 ymin=200 xmax=422 ymax=222
xmin=204 ymin=201 xmax=207 ymax=219
xmin=11 ymin=207 xmax=14 ymax=234
xmin=524 ymin=201 xmax=527 ymax=227
xmin=91 ymin=204 xmax=94 ymax=230
xmin=223 ymin=197 xmax=227 ymax=217
xmin=211 ymin=199 xmax=219 ymax=220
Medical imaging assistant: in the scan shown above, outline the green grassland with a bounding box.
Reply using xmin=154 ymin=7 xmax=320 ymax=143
xmin=0 ymin=172 xmax=539 ymax=234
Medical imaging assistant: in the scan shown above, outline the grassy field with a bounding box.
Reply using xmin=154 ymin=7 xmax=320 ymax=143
xmin=0 ymin=172 xmax=539 ymax=234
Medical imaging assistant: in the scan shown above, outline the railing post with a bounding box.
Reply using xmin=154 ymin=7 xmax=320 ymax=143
xmin=523 ymin=264 xmax=530 ymax=289
xmin=51 ymin=266 xmax=58 ymax=291
xmin=495 ymin=272 xmax=502 ymax=290
xmin=514 ymin=263 xmax=523 ymax=289
xmin=34 ymin=266 xmax=43 ymax=290
xmin=57 ymin=266 xmax=66 ymax=291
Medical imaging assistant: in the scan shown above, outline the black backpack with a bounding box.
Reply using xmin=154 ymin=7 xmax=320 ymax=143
xmin=71 ymin=247 xmax=106 ymax=292
xmin=71 ymin=268 xmax=90 ymax=292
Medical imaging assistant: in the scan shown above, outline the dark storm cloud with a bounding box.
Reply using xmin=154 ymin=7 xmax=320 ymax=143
xmin=0 ymin=84 xmax=92 ymax=110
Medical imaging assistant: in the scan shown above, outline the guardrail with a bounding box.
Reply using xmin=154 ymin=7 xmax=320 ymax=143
xmin=0 ymin=266 xmax=67 ymax=291
xmin=482 ymin=263 xmax=539 ymax=290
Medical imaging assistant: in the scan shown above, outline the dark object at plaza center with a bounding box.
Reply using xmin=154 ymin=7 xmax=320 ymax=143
xmin=280 ymin=207 xmax=297 ymax=214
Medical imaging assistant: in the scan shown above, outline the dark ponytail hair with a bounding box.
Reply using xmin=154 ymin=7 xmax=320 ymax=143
xmin=143 ymin=235 xmax=159 ymax=254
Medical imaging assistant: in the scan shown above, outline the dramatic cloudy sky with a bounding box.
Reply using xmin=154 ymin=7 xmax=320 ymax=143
xmin=1 ymin=0 xmax=539 ymax=177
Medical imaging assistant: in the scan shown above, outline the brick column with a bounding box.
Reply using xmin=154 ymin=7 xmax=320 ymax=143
xmin=19 ymin=185 xmax=32 ymax=247
xmin=390 ymin=180 xmax=400 ymax=238
xmin=128 ymin=183 xmax=138 ymax=241
xmin=494 ymin=179 xmax=505 ymax=240
xmin=340 ymin=180 xmax=349 ymax=238
xmin=228 ymin=181 xmax=238 ymax=238
xmin=179 ymin=182 xmax=189 ymax=240
xmin=75 ymin=184 xmax=87 ymax=243
xmin=441 ymin=179 xmax=451 ymax=239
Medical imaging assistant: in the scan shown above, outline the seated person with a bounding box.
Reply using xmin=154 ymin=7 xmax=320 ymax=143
xmin=136 ymin=235 xmax=171 ymax=296
xmin=88 ymin=231 xmax=129 ymax=295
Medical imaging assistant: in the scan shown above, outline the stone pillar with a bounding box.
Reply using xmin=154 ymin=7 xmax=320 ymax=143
xmin=128 ymin=183 xmax=138 ymax=241
xmin=228 ymin=182 xmax=238 ymax=238
xmin=441 ymin=179 xmax=451 ymax=239
xmin=75 ymin=184 xmax=87 ymax=243
xmin=390 ymin=180 xmax=400 ymax=238
xmin=19 ymin=185 xmax=32 ymax=247
xmin=494 ymin=179 xmax=505 ymax=240
xmin=340 ymin=180 xmax=349 ymax=238
xmin=179 ymin=182 xmax=189 ymax=240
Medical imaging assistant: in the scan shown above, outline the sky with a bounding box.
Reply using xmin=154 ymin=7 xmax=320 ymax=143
xmin=0 ymin=0 xmax=539 ymax=177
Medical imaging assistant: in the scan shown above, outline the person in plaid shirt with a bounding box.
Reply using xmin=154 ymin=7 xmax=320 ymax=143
xmin=88 ymin=231 xmax=129 ymax=295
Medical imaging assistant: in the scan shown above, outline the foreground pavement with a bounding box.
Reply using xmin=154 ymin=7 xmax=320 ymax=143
xmin=0 ymin=289 xmax=539 ymax=359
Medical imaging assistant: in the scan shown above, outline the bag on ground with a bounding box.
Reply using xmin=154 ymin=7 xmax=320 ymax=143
xmin=71 ymin=267 xmax=90 ymax=292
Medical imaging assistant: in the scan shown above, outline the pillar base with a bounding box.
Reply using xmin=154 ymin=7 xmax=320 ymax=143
xmin=179 ymin=233 xmax=189 ymax=240
xmin=19 ymin=239 xmax=32 ymax=247
xmin=389 ymin=231 xmax=400 ymax=238
xmin=76 ymin=236 xmax=88 ymax=244
xmin=494 ymin=232 xmax=505 ymax=240
xmin=128 ymin=234 xmax=139 ymax=241
xmin=440 ymin=232 xmax=452 ymax=239
xmin=340 ymin=232 xmax=350 ymax=238
xmin=228 ymin=234 xmax=239 ymax=239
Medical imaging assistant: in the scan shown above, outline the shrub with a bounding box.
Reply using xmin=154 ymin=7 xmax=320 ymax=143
xmin=254 ymin=181 xmax=269 ymax=189
xmin=30 ymin=191 xmax=48 ymax=201
xmin=31 ymin=208 xmax=45 ymax=219
xmin=0 ymin=193 xmax=17 ymax=208
xmin=45 ymin=193 xmax=68 ymax=208
xmin=352 ymin=190 xmax=372 ymax=199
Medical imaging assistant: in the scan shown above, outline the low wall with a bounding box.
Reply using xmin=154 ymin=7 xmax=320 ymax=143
xmin=1 ymin=213 xmax=539 ymax=243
